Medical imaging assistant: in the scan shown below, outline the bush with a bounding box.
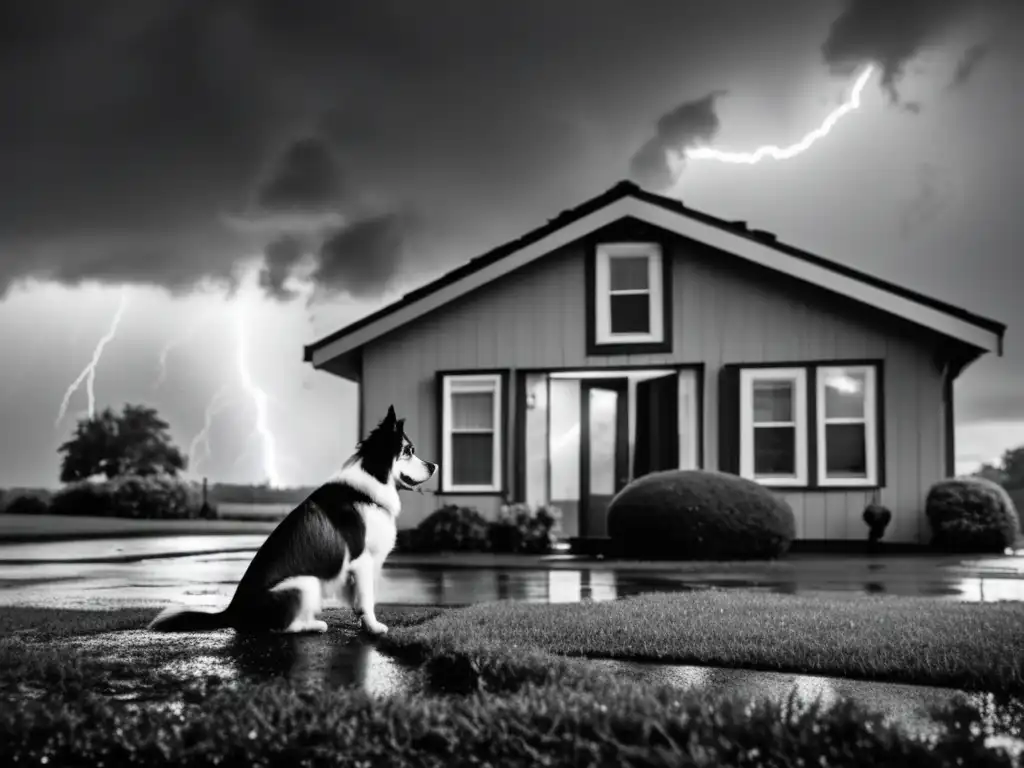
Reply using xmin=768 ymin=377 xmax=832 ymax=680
xmin=489 ymin=503 xmax=562 ymax=554
xmin=48 ymin=480 xmax=116 ymax=518
xmin=607 ymin=470 xmax=795 ymax=560
xmin=926 ymin=476 xmax=1021 ymax=553
xmin=47 ymin=475 xmax=210 ymax=520
xmin=2 ymin=494 xmax=51 ymax=516
xmin=412 ymin=505 xmax=492 ymax=552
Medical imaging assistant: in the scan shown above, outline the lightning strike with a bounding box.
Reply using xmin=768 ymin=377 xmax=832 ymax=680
xmin=234 ymin=305 xmax=282 ymax=487
xmin=187 ymin=384 xmax=232 ymax=474
xmin=55 ymin=288 xmax=129 ymax=427
xmin=682 ymin=66 xmax=875 ymax=165
xmin=155 ymin=315 xmax=208 ymax=389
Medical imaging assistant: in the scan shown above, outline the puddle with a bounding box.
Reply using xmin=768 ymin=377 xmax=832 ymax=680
xmin=588 ymin=658 xmax=1024 ymax=746
xmin=73 ymin=629 xmax=424 ymax=700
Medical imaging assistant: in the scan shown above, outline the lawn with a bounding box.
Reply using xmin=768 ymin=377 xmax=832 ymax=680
xmin=2 ymin=594 xmax=1023 ymax=765
xmin=0 ymin=513 xmax=277 ymax=542
xmin=382 ymin=591 xmax=1024 ymax=695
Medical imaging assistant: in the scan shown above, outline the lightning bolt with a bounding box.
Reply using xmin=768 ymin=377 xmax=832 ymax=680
xmin=681 ymin=65 xmax=875 ymax=166
xmin=154 ymin=314 xmax=208 ymax=389
xmin=187 ymin=384 xmax=232 ymax=474
xmin=55 ymin=288 xmax=129 ymax=427
xmin=233 ymin=303 xmax=281 ymax=487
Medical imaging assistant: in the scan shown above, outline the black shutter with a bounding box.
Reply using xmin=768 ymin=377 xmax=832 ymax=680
xmin=718 ymin=366 xmax=740 ymax=475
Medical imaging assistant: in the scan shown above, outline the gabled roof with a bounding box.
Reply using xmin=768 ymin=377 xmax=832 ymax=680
xmin=305 ymin=181 xmax=1005 ymax=375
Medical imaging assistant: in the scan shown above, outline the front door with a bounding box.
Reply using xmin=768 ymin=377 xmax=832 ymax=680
xmin=580 ymin=379 xmax=629 ymax=538
xmin=633 ymin=372 xmax=680 ymax=479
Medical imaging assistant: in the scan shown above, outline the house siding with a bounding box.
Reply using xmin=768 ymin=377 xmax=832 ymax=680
xmin=361 ymin=225 xmax=948 ymax=542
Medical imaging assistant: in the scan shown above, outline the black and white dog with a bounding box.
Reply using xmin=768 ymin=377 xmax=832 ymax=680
xmin=149 ymin=405 xmax=435 ymax=637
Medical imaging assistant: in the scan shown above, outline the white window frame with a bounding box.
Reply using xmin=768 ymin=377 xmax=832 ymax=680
xmin=441 ymin=373 xmax=503 ymax=493
xmin=815 ymin=365 xmax=878 ymax=487
xmin=594 ymin=242 xmax=665 ymax=345
xmin=739 ymin=367 xmax=809 ymax=487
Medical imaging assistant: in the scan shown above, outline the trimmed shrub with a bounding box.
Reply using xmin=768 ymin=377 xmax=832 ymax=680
xmin=414 ymin=505 xmax=492 ymax=552
xmin=47 ymin=475 xmax=209 ymax=520
xmin=1 ymin=494 xmax=51 ymax=516
xmin=926 ymin=476 xmax=1021 ymax=553
xmin=489 ymin=503 xmax=562 ymax=554
xmin=607 ymin=470 xmax=796 ymax=560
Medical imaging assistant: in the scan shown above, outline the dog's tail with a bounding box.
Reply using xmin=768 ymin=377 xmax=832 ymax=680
xmin=148 ymin=605 xmax=231 ymax=632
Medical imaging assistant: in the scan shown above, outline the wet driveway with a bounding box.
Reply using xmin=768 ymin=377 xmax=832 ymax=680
xmin=1 ymin=536 xmax=1023 ymax=609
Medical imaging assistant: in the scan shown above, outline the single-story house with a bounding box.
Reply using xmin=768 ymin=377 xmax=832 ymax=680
xmin=303 ymin=181 xmax=1005 ymax=545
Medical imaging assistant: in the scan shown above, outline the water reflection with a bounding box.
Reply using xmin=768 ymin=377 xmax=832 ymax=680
xmin=76 ymin=630 xmax=422 ymax=700
xmin=589 ymin=658 xmax=1024 ymax=743
xmin=4 ymin=559 xmax=1024 ymax=611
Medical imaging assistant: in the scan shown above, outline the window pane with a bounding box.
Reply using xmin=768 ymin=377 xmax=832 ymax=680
xmin=610 ymin=294 xmax=650 ymax=334
xmin=753 ymin=381 xmax=793 ymax=423
xmin=451 ymin=391 xmax=494 ymax=430
xmin=825 ymin=423 xmax=867 ymax=477
xmin=452 ymin=433 xmax=494 ymax=486
xmin=824 ymin=370 xmax=866 ymax=420
xmin=609 ymin=256 xmax=649 ymax=291
xmin=753 ymin=426 xmax=796 ymax=475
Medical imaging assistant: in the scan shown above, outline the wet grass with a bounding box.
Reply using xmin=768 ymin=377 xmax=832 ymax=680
xmin=1 ymin=602 xmax=1022 ymax=766
xmin=384 ymin=590 xmax=1024 ymax=695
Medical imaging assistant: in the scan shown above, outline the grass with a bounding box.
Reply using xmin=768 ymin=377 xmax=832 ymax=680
xmin=382 ymin=591 xmax=1024 ymax=696
xmin=1 ymin=599 xmax=1023 ymax=765
xmin=213 ymin=501 xmax=292 ymax=521
xmin=0 ymin=513 xmax=277 ymax=542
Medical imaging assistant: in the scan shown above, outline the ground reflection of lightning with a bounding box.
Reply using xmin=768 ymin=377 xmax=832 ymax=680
xmin=679 ymin=65 xmax=875 ymax=166
xmin=55 ymin=288 xmax=129 ymax=428
xmin=234 ymin=304 xmax=282 ymax=487
xmin=187 ymin=384 xmax=232 ymax=475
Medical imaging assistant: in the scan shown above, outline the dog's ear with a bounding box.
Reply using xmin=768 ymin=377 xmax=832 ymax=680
xmin=384 ymin=404 xmax=397 ymax=425
xmin=396 ymin=418 xmax=406 ymax=435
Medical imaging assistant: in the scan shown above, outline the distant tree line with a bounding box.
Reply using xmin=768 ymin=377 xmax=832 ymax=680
xmin=972 ymin=446 xmax=1024 ymax=491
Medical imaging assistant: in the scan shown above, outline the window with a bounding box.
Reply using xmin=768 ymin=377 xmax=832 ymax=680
xmin=736 ymin=363 xmax=881 ymax=489
xmin=594 ymin=243 xmax=665 ymax=346
xmin=739 ymin=368 xmax=808 ymax=487
xmin=441 ymin=373 xmax=503 ymax=492
xmin=816 ymin=365 xmax=878 ymax=486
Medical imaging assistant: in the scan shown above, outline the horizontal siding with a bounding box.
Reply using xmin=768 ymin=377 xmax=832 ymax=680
xmin=362 ymin=230 xmax=948 ymax=540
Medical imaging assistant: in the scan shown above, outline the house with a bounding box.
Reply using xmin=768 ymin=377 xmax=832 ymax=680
xmin=303 ymin=181 xmax=1005 ymax=545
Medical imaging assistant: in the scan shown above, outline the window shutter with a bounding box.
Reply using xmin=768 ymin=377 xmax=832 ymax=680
xmin=718 ymin=366 xmax=740 ymax=474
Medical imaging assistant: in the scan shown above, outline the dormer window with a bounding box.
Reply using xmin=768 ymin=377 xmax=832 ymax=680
xmin=592 ymin=242 xmax=668 ymax=351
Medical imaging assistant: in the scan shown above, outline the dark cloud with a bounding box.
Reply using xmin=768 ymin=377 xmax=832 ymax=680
xmin=256 ymin=136 xmax=345 ymax=213
xmin=821 ymin=0 xmax=1002 ymax=103
xmin=951 ymin=41 xmax=993 ymax=88
xmin=313 ymin=212 xmax=414 ymax=300
xmin=629 ymin=92 xmax=723 ymax=190
xmin=257 ymin=235 xmax=307 ymax=301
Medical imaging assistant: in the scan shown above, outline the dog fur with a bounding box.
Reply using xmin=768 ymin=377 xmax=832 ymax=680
xmin=148 ymin=405 xmax=435 ymax=636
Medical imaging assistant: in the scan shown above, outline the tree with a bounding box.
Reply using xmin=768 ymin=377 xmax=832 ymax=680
xmin=58 ymin=404 xmax=188 ymax=483
xmin=973 ymin=445 xmax=1024 ymax=491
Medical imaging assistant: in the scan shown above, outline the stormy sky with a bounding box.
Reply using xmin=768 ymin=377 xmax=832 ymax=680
xmin=1 ymin=0 xmax=1022 ymax=487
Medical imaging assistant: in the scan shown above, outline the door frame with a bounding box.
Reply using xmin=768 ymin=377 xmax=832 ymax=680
xmin=579 ymin=378 xmax=629 ymax=538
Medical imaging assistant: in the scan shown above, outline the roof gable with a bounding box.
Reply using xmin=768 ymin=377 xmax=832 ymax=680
xmin=305 ymin=181 xmax=1004 ymax=372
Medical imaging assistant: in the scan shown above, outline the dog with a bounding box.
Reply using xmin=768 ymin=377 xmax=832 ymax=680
xmin=149 ymin=405 xmax=436 ymax=637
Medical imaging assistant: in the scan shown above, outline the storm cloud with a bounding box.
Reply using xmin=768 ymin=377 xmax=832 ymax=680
xmin=822 ymin=0 xmax=1007 ymax=103
xmin=629 ymin=91 xmax=724 ymax=190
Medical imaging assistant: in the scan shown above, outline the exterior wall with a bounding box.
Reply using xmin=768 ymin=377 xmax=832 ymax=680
xmin=361 ymin=228 xmax=948 ymax=542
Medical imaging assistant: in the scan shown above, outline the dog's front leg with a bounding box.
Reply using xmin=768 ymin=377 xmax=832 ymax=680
xmin=352 ymin=559 xmax=388 ymax=636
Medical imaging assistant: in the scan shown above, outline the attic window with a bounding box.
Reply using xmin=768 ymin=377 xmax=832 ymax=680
xmin=593 ymin=243 xmax=665 ymax=348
